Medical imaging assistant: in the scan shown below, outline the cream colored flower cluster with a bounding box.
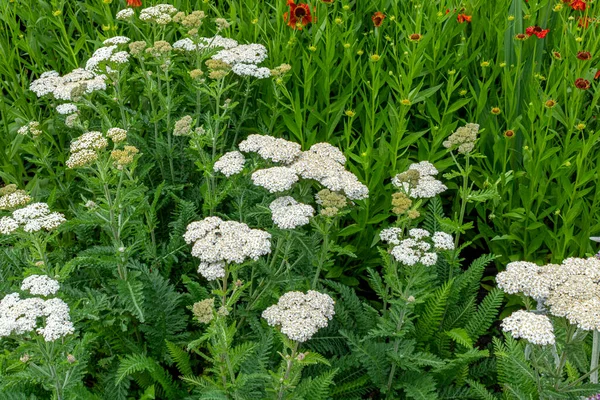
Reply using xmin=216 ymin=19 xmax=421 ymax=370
xmin=269 ymin=196 xmax=314 ymax=229
xmin=380 ymin=228 xmax=454 ymax=267
xmin=213 ymin=151 xmax=246 ymax=177
xmin=262 ymin=290 xmax=335 ymax=342
xmin=443 ymin=123 xmax=480 ymax=154
xmin=236 ymin=134 xmax=368 ymax=200
xmin=30 ymin=69 xmax=107 ymax=101
xmin=497 ymin=257 xmax=600 ymax=331
xmin=391 ymin=161 xmax=447 ymax=199
xmin=0 ymin=203 xmax=65 ymax=234
xmin=184 ymin=217 xmax=272 ymax=281
xmin=501 ymin=310 xmax=555 ymax=345
xmin=0 ymin=276 xmax=74 ymax=342
xmin=0 ymin=185 xmax=31 ymax=210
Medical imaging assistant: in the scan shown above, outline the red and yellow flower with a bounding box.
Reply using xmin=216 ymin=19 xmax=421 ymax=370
xmin=284 ymin=0 xmax=314 ymax=30
xmin=372 ymin=12 xmax=385 ymax=27
xmin=525 ymin=26 xmax=550 ymax=39
xmin=127 ymin=0 xmax=142 ymax=7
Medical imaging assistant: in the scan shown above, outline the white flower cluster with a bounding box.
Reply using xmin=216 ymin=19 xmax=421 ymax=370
xmin=103 ymin=36 xmax=131 ymax=46
xmin=497 ymin=257 xmax=600 ymax=331
xmin=239 ymin=134 xmax=301 ymax=163
xmin=56 ymin=103 xmax=78 ymax=115
xmin=269 ymin=196 xmax=314 ymax=229
xmin=262 ymin=290 xmax=335 ymax=342
xmin=20 ymin=275 xmax=60 ymax=296
xmin=139 ymin=4 xmax=178 ymax=24
xmin=0 ymin=189 xmax=31 ymax=210
xmin=252 ymin=167 xmax=299 ymax=193
xmin=239 ymin=135 xmax=368 ymax=200
xmin=116 ymin=8 xmax=134 ymax=20
xmin=231 ymin=63 xmax=271 ymax=79
xmin=184 ymin=217 xmax=271 ymax=281
xmin=1 ymin=203 xmax=66 ymax=234
xmin=173 ymin=35 xmax=239 ymax=52
xmin=30 ymin=69 xmax=107 ymax=101
xmin=212 ymin=43 xmax=268 ymax=65
xmin=85 ymin=45 xmax=130 ymax=71
xmin=501 ymin=310 xmax=555 ymax=345
xmin=0 ymin=277 xmax=74 ymax=342
xmin=66 ymin=131 xmax=109 ymax=168
xmin=392 ymin=161 xmax=447 ymax=199
xmin=214 ymin=151 xmax=246 ymax=177
xmin=380 ymin=228 xmax=454 ymax=266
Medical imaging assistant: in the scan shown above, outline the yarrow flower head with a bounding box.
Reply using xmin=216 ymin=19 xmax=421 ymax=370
xmin=66 ymin=131 xmax=108 ymax=169
xmin=192 ymin=298 xmax=214 ymax=324
xmin=116 ymin=8 xmax=135 ymax=20
xmin=262 ymin=290 xmax=335 ymax=342
xmin=443 ymin=123 xmax=479 ymax=154
xmin=3 ymin=203 xmax=66 ymax=234
xmin=214 ymin=151 xmax=246 ymax=177
xmin=139 ymin=4 xmax=178 ymax=25
xmin=184 ymin=217 xmax=271 ymax=281
xmin=17 ymin=121 xmax=43 ymax=138
xmin=381 ymin=228 xmax=454 ymax=266
xmin=497 ymin=257 xmax=600 ymax=331
xmin=240 ymin=135 xmax=368 ymax=200
xmin=315 ymin=189 xmax=348 ymax=217
xmin=0 ymin=277 xmax=74 ymax=342
xmin=20 ymin=275 xmax=60 ymax=297
xmin=0 ymin=185 xmax=31 ymax=210
xmin=56 ymin=103 xmax=78 ymax=115
xmin=30 ymin=69 xmax=107 ymax=101
xmin=269 ymin=196 xmax=314 ymax=229
xmin=392 ymin=161 xmax=447 ymax=199
xmin=501 ymin=310 xmax=555 ymax=345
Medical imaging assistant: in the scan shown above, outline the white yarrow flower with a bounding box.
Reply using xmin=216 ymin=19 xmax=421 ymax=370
xmin=262 ymin=290 xmax=335 ymax=342
xmin=21 ymin=275 xmax=60 ymax=296
xmin=214 ymin=151 xmax=246 ymax=177
xmin=501 ymin=310 xmax=555 ymax=345
xmin=269 ymin=196 xmax=314 ymax=229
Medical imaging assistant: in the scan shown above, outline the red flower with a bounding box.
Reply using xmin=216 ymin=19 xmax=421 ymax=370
xmin=372 ymin=12 xmax=385 ymax=27
xmin=575 ymin=78 xmax=590 ymax=90
xmin=457 ymin=14 xmax=472 ymax=23
xmin=577 ymin=51 xmax=592 ymax=61
xmin=569 ymin=0 xmax=587 ymax=10
xmin=284 ymin=0 xmax=313 ymax=30
xmin=595 ymin=70 xmax=600 ymax=80
xmin=525 ymin=26 xmax=550 ymax=39
xmin=127 ymin=0 xmax=142 ymax=7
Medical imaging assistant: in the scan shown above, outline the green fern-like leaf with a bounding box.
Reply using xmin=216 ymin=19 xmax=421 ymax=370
xmin=464 ymin=288 xmax=503 ymax=340
xmin=416 ymin=280 xmax=454 ymax=342
xmin=166 ymin=341 xmax=193 ymax=376
xmin=465 ymin=378 xmax=498 ymax=400
xmin=293 ymin=368 xmax=337 ymax=400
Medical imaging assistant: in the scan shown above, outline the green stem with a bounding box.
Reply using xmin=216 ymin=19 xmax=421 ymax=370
xmin=385 ymin=309 xmax=406 ymax=396
xmin=591 ymin=330 xmax=599 ymax=383
xmin=312 ymin=225 xmax=330 ymax=289
xmin=277 ymin=341 xmax=299 ymax=400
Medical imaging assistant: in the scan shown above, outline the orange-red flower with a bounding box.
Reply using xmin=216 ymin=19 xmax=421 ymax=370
xmin=577 ymin=51 xmax=592 ymax=61
xmin=525 ymin=26 xmax=549 ymax=39
xmin=284 ymin=1 xmax=313 ymax=30
xmin=575 ymin=78 xmax=590 ymax=90
xmin=127 ymin=0 xmax=142 ymax=7
xmin=569 ymin=0 xmax=587 ymax=10
xmin=457 ymin=14 xmax=471 ymax=23
xmin=372 ymin=12 xmax=385 ymax=27
xmin=595 ymin=70 xmax=600 ymax=80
